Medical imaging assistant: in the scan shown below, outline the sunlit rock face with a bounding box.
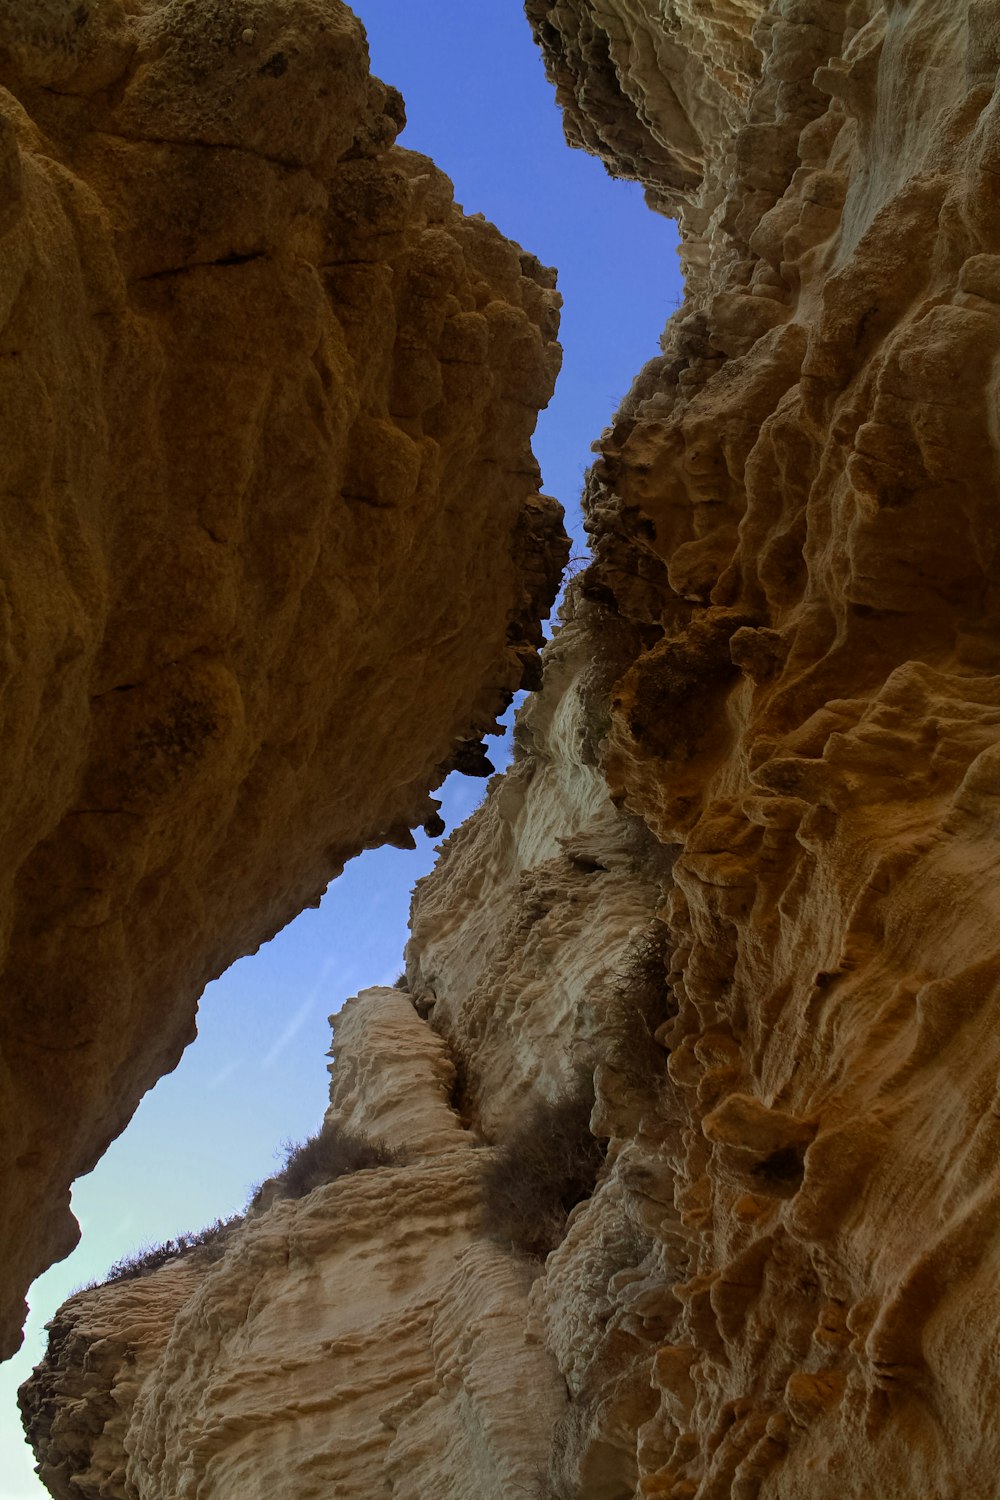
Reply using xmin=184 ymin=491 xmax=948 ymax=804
xmin=0 ymin=0 xmax=566 ymax=1359
xmin=20 ymin=609 xmax=668 ymax=1500
xmin=23 ymin=1 xmax=1000 ymax=1498
xmin=529 ymin=0 xmax=1000 ymax=1495
xmin=20 ymin=989 xmax=568 ymax=1500
xmin=524 ymin=0 xmax=768 ymax=295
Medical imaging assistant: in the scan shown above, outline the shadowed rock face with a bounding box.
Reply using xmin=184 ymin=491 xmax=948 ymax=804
xmin=22 ymin=1 xmax=1000 ymax=1499
xmin=0 ymin=0 xmax=566 ymax=1359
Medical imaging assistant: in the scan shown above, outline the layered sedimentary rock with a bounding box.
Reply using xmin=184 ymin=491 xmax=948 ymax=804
xmin=531 ymin=1 xmax=1000 ymax=1494
xmin=0 ymin=0 xmax=566 ymax=1358
xmin=23 ymin=1 xmax=1000 ymax=1498
xmin=21 ymin=989 xmax=567 ymax=1500
xmin=21 ymin=617 xmax=668 ymax=1498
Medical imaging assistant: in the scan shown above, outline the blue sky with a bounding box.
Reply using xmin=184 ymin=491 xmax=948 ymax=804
xmin=0 ymin=5 xmax=680 ymax=1493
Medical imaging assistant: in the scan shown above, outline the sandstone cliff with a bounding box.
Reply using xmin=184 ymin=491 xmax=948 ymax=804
xmin=22 ymin=1 xmax=1000 ymax=1498
xmin=21 ymin=620 xmax=661 ymax=1498
xmin=0 ymin=0 xmax=566 ymax=1359
xmin=21 ymin=989 xmax=570 ymax=1500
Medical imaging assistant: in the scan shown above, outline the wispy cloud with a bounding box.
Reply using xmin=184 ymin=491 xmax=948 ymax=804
xmin=261 ymin=953 xmax=357 ymax=1069
xmin=207 ymin=1058 xmax=243 ymax=1090
xmin=261 ymin=992 xmax=318 ymax=1070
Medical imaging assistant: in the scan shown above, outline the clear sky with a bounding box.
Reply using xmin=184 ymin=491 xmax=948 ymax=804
xmin=0 ymin=4 xmax=680 ymax=1494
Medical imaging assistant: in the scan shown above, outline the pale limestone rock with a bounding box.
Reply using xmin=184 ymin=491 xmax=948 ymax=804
xmin=21 ymin=991 xmax=567 ymax=1500
xmin=323 ymin=986 xmax=470 ymax=1160
xmin=22 ymin=604 xmax=673 ymax=1498
xmin=405 ymin=599 xmax=672 ymax=1141
xmin=19 ymin=1265 xmax=200 ymax=1500
xmin=0 ymin=0 xmax=566 ymax=1356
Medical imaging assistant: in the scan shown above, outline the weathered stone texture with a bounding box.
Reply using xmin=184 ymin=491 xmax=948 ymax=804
xmin=23 ymin=1 xmax=1000 ymax=1499
xmin=21 ymin=990 xmax=567 ymax=1500
xmin=530 ymin=1 xmax=1000 ymax=1495
xmin=19 ymin=607 xmax=678 ymax=1500
xmin=0 ymin=0 xmax=565 ymax=1359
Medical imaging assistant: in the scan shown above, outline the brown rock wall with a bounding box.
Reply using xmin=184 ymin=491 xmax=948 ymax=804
xmin=22 ymin=3 xmax=1000 ymax=1499
xmin=529 ymin=1 xmax=1000 ymax=1495
xmin=0 ymin=0 xmax=566 ymax=1358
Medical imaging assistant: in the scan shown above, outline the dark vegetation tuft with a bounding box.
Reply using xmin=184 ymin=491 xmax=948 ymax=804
xmin=481 ymin=1085 xmax=605 ymax=1259
xmin=446 ymin=1045 xmax=479 ymax=1131
xmin=95 ymin=1125 xmax=403 ymax=1289
xmin=273 ymin=1121 xmax=404 ymax=1200
xmin=102 ymin=1214 xmax=242 ymax=1285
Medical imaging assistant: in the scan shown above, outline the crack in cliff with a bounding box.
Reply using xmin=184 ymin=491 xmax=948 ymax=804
xmin=92 ymin=127 xmax=306 ymax=175
xmin=133 ymin=250 xmax=270 ymax=281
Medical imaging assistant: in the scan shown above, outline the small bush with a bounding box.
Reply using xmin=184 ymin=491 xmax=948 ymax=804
xmin=94 ymin=1130 xmax=402 ymax=1289
xmin=103 ymin=1243 xmax=175 ymax=1284
xmin=482 ymin=1087 xmax=604 ymax=1259
xmin=273 ymin=1122 xmax=403 ymax=1200
xmin=445 ymin=1045 xmax=480 ymax=1131
xmin=602 ymin=990 xmax=666 ymax=1086
xmin=102 ymin=1214 xmax=242 ymax=1285
xmin=186 ymin=1215 xmax=242 ymax=1264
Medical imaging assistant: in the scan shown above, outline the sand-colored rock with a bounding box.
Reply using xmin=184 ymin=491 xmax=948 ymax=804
xmin=405 ymin=598 xmax=673 ymax=1139
xmin=21 ymin=989 xmax=567 ymax=1500
xmin=20 ymin=608 xmax=675 ymax=1500
xmin=23 ymin=1 xmax=1000 ymax=1498
xmin=529 ymin=1 xmax=1000 ymax=1494
xmin=0 ymin=0 xmax=566 ymax=1357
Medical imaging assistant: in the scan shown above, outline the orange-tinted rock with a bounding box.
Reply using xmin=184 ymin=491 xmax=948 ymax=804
xmin=0 ymin=0 xmax=565 ymax=1358
xmin=533 ymin=1 xmax=1000 ymax=1494
xmin=23 ymin=2 xmax=1000 ymax=1499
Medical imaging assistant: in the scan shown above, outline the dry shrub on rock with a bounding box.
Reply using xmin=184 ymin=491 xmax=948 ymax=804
xmin=274 ymin=1124 xmax=403 ymax=1201
xmin=482 ymin=1086 xmax=605 ymax=1259
xmin=602 ymin=920 xmax=674 ymax=1087
xmin=103 ymin=1215 xmax=243 ymax=1286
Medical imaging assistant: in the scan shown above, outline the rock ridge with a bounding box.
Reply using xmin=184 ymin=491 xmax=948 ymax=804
xmin=21 ymin=989 xmax=568 ymax=1500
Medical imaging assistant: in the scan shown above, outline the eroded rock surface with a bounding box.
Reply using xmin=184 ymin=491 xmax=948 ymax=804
xmin=530 ymin=1 xmax=1000 ymax=1494
xmin=0 ymin=0 xmax=566 ymax=1358
xmin=21 ymin=989 xmax=567 ymax=1500
xmin=22 ymin=1 xmax=1000 ymax=1498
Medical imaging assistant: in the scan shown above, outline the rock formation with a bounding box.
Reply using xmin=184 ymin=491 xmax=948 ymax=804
xmin=0 ymin=0 xmax=566 ymax=1360
xmin=21 ymin=989 xmax=567 ymax=1500
xmin=20 ymin=0 xmax=1000 ymax=1498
